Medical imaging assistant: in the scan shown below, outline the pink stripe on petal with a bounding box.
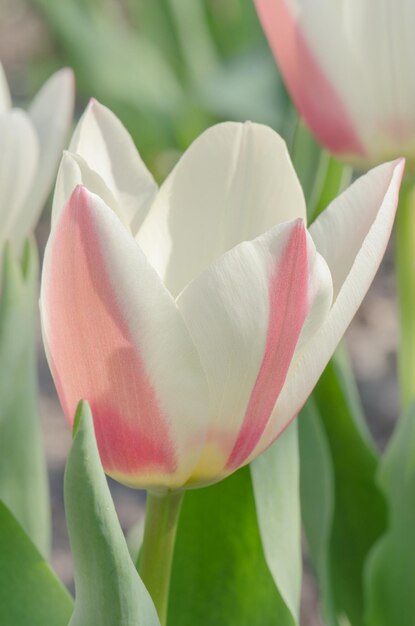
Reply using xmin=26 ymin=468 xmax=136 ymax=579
xmin=44 ymin=186 xmax=176 ymax=477
xmin=227 ymin=221 xmax=309 ymax=470
xmin=254 ymin=0 xmax=365 ymax=156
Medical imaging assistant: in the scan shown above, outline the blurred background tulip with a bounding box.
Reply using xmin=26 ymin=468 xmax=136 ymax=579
xmin=0 ymin=56 xmax=73 ymax=557
xmin=254 ymin=0 xmax=415 ymax=168
xmin=253 ymin=0 xmax=415 ymax=410
xmin=0 ymin=62 xmax=73 ymax=257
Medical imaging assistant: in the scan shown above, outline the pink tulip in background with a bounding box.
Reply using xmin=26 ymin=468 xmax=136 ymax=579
xmin=0 ymin=63 xmax=74 ymax=253
xmin=254 ymin=0 xmax=415 ymax=166
xmin=41 ymin=101 xmax=403 ymax=491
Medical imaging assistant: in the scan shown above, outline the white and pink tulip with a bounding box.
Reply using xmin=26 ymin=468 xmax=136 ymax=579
xmin=254 ymin=0 xmax=415 ymax=167
xmin=41 ymin=101 xmax=403 ymax=490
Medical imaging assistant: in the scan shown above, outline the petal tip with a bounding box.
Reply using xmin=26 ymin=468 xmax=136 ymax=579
xmin=48 ymin=66 xmax=75 ymax=97
xmin=395 ymin=157 xmax=406 ymax=177
xmin=87 ymin=97 xmax=106 ymax=116
xmin=60 ymin=66 xmax=75 ymax=83
xmin=291 ymin=216 xmax=307 ymax=235
xmin=66 ymin=184 xmax=90 ymax=213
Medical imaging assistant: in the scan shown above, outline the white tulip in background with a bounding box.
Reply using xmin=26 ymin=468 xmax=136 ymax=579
xmin=41 ymin=101 xmax=403 ymax=491
xmin=0 ymin=62 xmax=74 ymax=255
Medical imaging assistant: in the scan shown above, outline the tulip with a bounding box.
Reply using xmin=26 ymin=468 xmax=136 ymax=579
xmin=254 ymin=0 xmax=415 ymax=166
xmin=40 ymin=101 xmax=403 ymax=491
xmin=0 ymin=62 xmax=74 ymax=253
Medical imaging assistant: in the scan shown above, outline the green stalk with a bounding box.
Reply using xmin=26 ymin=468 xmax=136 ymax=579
xmin=290 ymin=118 xmax=352 ymax=224
xmin=396 ymin=176 xmax=415 ymax=409
xmin=138 ymin=490 xmax=184 ymax=625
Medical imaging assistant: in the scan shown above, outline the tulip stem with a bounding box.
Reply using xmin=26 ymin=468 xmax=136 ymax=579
xmin=138 ymin=490 xmax=183 ymax=625
xmin=396 ymin=176 xmax=415 ymax=409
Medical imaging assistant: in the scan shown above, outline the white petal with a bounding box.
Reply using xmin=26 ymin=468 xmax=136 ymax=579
xmin=309 ymin=160 xmax=403 ymax=299
xmin=138 ymin=121 xmax=306 ymax=297
xmin=0 ymin=63 xmax=11 ymax=113
xmin=276 ymin=0 xmax=368 ymax=146
xmin=293 ymin=239 xmax=333 ymax=355
xmin=177 ymin=218 xmax=331 ymax=485
xmin=0 ymin=110 xmax=39 ymax=245
xmin=10 ymin=68 xmax=75 ymax=247
xmin=331 ymin=1 xmax=415 ymax=158
xmin=251 ymin=158 xmax=404 ymax=459
xmin=52 ymin=151 xmax=126 ymax=227
xmin=70 ymin=100 xmax=157 ymax=234
xmin=273 ymin=0 xmax=415 ymax=159
xmin=41 ymin=185 xmax=209 ymax=490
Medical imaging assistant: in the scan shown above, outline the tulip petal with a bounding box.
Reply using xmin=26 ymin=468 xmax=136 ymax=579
xmin=69 ymin=100 xmax=157 ymax=234
xmin=251 ymin=159 xmax=404 ymax=460
xmin=341 ymin=2 xmax=415 ymax=160
xmin=255 ymin=0 xmax=415 ymax=162
xmin=138 ymin=121 xmax=306 ymax=296
xmin=52 ymin=151 xmax=125 ymax=227
xmin=0 ymin=63 xmax=11 ymax=113
xmin=310 ymin=160 xmax=404 ymax=299
xmin=254 ymin=0 xmax=365 ymax=157
xmin=41 ymin=186 xmax=209 ymax=490
xmin=178 ymin=219 xmax=331 ymax=484
xmin=9 ymin=69 xmax=75 ymax=248
xmin=0 ymin=110 xmax=39 ymax=244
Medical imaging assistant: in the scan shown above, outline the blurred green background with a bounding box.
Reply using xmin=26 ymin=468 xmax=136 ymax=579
xmin=5 ymin=0 xmax=293 ymax=177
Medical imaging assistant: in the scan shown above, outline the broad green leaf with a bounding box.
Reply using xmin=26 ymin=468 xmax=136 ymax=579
xmin=65 ymin=401 xmax=160 ymax=626
xmin=0 ymin=501 xmax=72 ymax=626
xmin=299 ymin=399 xmax=337 ymax=626
xmin=169 ymin=424 xmax=300 ymax=626
xmin=310 ymin=352 xmax=387 ymax=626
xmin=364 ymin=403 xmax=415 ymax=626
xmin=0 ymin=240 xmax=50 ymax=556
xmin=251 ymin=421 xmax=301 ymax=624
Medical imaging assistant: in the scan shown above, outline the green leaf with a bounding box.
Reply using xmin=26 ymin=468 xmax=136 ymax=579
xmin=0 ymin=501 xmax=73 ymax=626
xmin=65 ymin=401 xmax=160 ymax=626
xmin=308 ymin=155 xmax=352 ymax=223
xmin=0 ymin=240 xmax=50 ymax=556
xmin=168 ymin=424 xmax=300 ymax=626
xmin=299 ymin=398 xmax=337 ymax=626
xmin=290 ymin=120 xmax=323 ymax=207
xmin=364 ymin=402 xmax=415 ymax=626
xmin=250 ymin=421 xmax=301 ymax=624
xmin=307 ymin=351 xmax=387 ymax=626
xmin=290 ymin=120 xmax=352 ymax=224
xmin=395 ymin=179 xmax=415 ymax=409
